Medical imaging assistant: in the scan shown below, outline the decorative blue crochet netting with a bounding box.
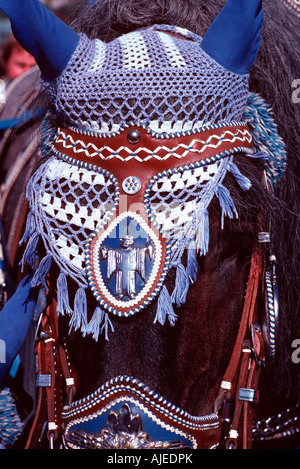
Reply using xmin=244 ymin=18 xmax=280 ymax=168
xmin=44 ymin=25 xmax=249 ymax=133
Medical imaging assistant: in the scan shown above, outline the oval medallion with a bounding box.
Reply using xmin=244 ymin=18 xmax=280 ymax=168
xmin=85 ymin=211 xmax=170 ymax=317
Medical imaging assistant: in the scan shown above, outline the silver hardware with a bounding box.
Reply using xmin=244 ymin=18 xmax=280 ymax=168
xmin=263 ymin=256 xmax=279 ymax=358
xmin=258 ymin=231 xmax=271 ymax=243
xmin=127 ymin=129 xmax=141 ymax=144
xmin=239 ymin=388 xmax=260 ymax=403
xmin=100 ymin=236 xmax=153 ymax=300
xmin=49 ymin=432 xmax=55 ymax=450
xmin=36 ymin=374 xmax=51 ymax=387
xmin=64 ymin=403 xmax=190 ymax=449
xmin=34 ymin=312 xmax=44 ymax=342
xmin=122 ymin=176 xmax=142 ymax=195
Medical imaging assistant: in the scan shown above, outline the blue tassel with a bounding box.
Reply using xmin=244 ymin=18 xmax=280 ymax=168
xmin=85 ymin=306 xmax=114 ymax=341
xmin=19 ymin=212 xmax=36 ymax=245
xmin=0 ymin=388 xmax=23 ymax=447
xmin=69 ymin=288 xmax=88 ymax=334
xmin=195 ymin=208 xmax=209 ymax=256
xmin=57 ymin=272 xmax=73 ymax=316
xmin=228 ymin=162 xmax=252 ymax=191
xmin=31 ymin=255 xmax=52 ymax=289
xmin=171 ymin=263 xmax=190 ymax=307
xmin=25 ymin=177 xmax=34 ymax=201
xmin=101 ymin=313 xmax=115 ymax=341
xmin=19 ymin=232 xmax=39 ymax=271
xmin=245 ymin=92 xmax=286 ymax=187
xmin=154 ymin=285 xmax=177 ymax=326
xmin=85 ymin=307 xmax=102 ymax=341
xmin=186 ymin=244 xmax=198 ymax=283
xmin=248 ymin=150 xmax=269 ymax=160
xmin=217 ymin=185 xmax=238 ymax=228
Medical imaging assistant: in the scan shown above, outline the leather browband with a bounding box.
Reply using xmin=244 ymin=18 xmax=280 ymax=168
xmin=53 ymin=123 xmax=255 ymax=204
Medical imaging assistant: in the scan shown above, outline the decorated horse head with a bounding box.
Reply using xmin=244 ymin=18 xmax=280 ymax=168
xmin=0 ymin=0 xmax=299 ymax=450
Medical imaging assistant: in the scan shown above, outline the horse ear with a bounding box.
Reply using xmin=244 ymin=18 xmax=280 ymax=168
xmin=201 ymin=0 xmax=264 ymax=74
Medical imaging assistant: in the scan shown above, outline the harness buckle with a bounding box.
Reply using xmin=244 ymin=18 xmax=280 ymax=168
xmin=258 ymin=231 xmax=271 ymax=243
xmin=238 ymin=388 xmax=260 ymax=404
xmin=36 ymin=374 xmax=52 ymax=387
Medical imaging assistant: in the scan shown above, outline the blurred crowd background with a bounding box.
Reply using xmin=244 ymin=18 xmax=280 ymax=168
xmin=0 ymin=0 xmax=81 ymax=85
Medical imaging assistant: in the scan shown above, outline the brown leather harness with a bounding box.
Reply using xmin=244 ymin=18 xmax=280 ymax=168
xmin=214 ymin=241 xmax=264 ymax=449
xmin=24 ymin=241 xmax=264 ymax=449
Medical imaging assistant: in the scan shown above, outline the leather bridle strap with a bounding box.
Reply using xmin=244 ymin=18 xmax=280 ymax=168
xmin=214 ymin=240 xmax=264 ymax=449
xmin=25 ymin=295 xmax=77 ymax=449
xmin=223 ymin=242 xmax=262 ymax=383
xmin=242 ymin=358 xmax=261 ymax=449
xmin=25 ymin=244 xmax=263 ymax=450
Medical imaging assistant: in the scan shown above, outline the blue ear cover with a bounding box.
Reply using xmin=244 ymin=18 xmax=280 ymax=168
xmin=201 ymin=0 xmax=264 ymax=75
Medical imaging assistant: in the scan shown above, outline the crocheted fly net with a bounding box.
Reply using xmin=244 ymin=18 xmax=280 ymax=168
xmin=44 ymin=25 xmax=249 ymax=133
xmin=21 ymin=25 xmax=286 ymax=341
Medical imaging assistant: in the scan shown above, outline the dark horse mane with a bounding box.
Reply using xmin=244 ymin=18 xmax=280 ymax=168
xmin=62 ymin=0 xmax=300 ymax=413
xmin=249 ymin=1 xmax=300 ymax=410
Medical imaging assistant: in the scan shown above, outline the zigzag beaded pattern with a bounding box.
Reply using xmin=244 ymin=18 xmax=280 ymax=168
xmin=54 ymin=125 xmax=253 ymax=162
xmin=51 ymin=121 xmax=254 ymax=271
xmin=143 ymin=146 xmax=249 ymax=242
xmin=145 ymin=161 xmax=223 ymax=236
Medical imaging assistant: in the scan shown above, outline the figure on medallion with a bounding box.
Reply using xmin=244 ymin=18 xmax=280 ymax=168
xmin=100 ymin=235 xmax=154 ymax=301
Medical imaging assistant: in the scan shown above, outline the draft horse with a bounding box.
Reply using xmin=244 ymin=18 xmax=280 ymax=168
xmin=0 ymin=0 xmax=299 ymax=450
